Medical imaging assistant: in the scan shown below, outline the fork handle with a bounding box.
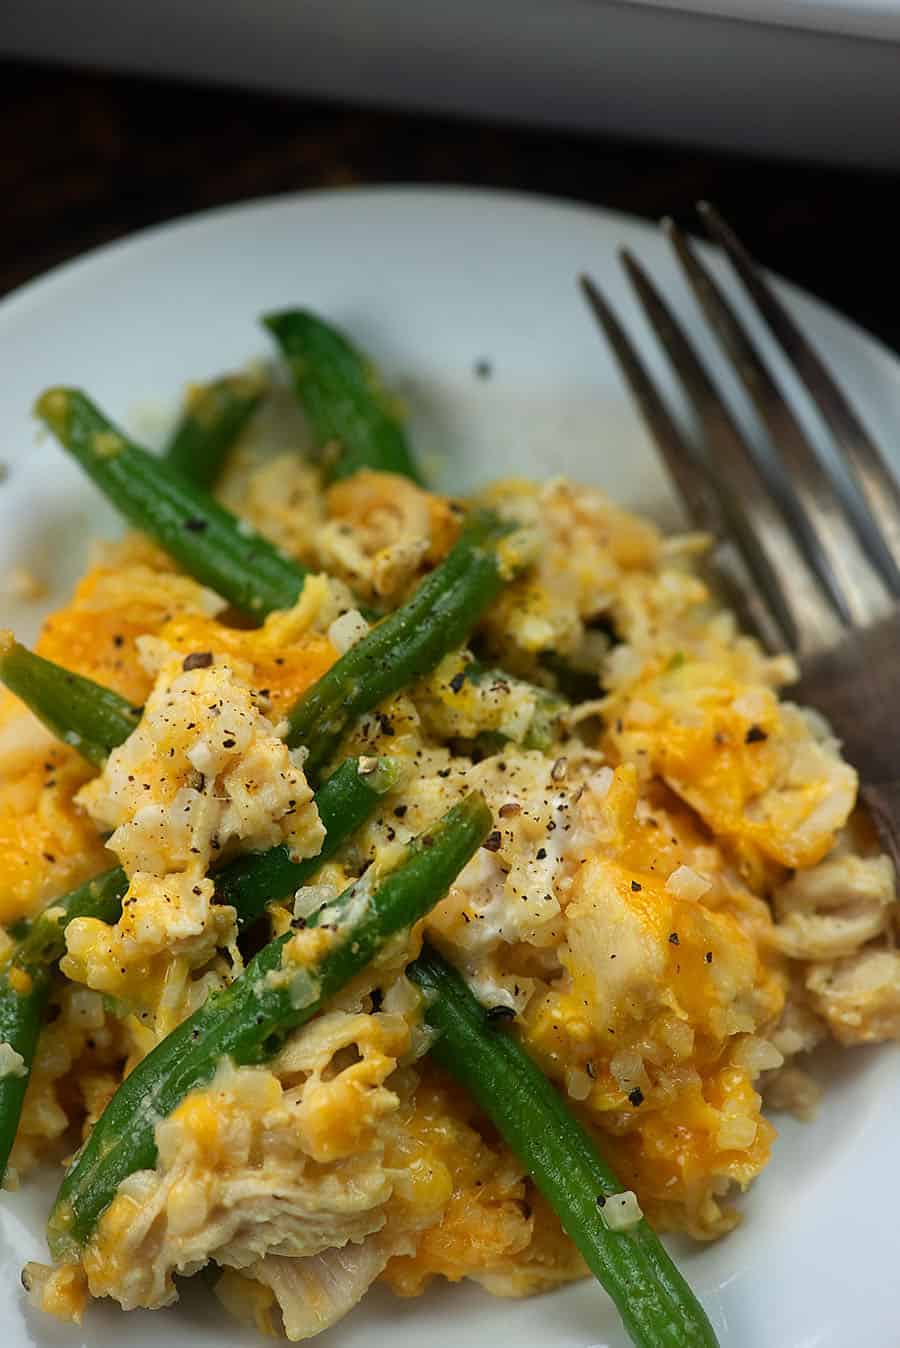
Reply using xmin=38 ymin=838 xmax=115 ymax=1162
xmin=860 ymin=782 xmax=900 ymax=878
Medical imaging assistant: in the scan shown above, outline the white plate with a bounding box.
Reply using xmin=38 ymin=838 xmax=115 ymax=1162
xmin=1 ymin=186 xmax=899 ymax=1348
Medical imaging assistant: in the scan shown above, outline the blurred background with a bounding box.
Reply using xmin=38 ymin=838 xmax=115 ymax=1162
xmin=3 ymin=0 xmax=900 ymax=343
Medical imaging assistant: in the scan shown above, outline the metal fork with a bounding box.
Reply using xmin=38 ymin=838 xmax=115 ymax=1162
xmin=581 ymin=205 xmax=900 ymax=869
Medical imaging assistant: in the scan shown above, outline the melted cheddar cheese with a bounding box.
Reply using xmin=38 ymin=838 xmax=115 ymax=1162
xmin=6 ymin=456 xmax=895 ymax=1342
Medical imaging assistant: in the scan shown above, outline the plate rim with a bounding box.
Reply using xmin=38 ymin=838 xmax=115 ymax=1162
xmin=4 ymin=181 xmax=900 ymax=393
xmin=3 ymin=181 xmax=900 ymax=1348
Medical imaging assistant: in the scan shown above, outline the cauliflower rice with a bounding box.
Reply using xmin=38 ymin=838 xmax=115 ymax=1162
xmin=3 ymin=444 xmax=898 ymax=1338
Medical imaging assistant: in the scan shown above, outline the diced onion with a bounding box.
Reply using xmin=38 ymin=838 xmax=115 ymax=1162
xmin=327 ymin=609 xmax=370 ymax=654
xmin=732 ymin=1036 xmax=784 ymax=1074
xmin=293 ymin=883 xmax=339 ymax=921
xmin=0 ymin=1042 xmax=26 ymax=1080
xmin=610 ymin=1050 xmax=643 ymax=1091
xmin=600 ymin=1190 xmax=643 ymax=1232
xmin=716 ymin=1116 xmax=758 ymax=1150
xmin=565 ymin=1067 xmax=592 ymax=1101
xmin=65 ymin=988 xmax=106 ymax=1030
xmin=382 ymin=975 xmax=421 ymax=1017
xmin=665 ymin=865 xmax=711 ymax=901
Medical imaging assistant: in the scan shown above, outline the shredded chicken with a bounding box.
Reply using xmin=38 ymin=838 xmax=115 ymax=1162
xmin=772 ymin=840 xmax=895 ymax=960
xmin=63 ymin=644 xmax=322 ymax=1022
xmin=806 ymin=949 xmax=900 ymax=1044
xmin=7 ymin=449 xmax=898 ymax=1338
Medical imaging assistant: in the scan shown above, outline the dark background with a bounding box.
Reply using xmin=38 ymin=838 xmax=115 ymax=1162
xmin=4 ymin=58 xmax=900 ymax=351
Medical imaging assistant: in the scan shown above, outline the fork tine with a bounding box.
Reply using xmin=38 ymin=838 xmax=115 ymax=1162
xmin=663 ymin=217 xmax=887 ymax=629
xmin=618 ymin=247 xmax=844 ymax=653
xmin=578 ymin=275 xmax=723 ymax=537
xmin=697 ymin=201 xmax=900 ymax=595
xmin=580 ymin=273 xmax=789 ymax=650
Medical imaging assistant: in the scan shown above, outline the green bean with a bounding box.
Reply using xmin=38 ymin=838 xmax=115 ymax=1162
xmin=0 ymin=965 xmax=50 ymax=1183
xmin=164 ymin=370 xmax=266 ymax=488
xmin=4 ymin=502 xmax=520 ymax=793
xmin=0 ymin=756 xmax=400 ymax=1185
xmin=210 ymin=754 xmax=403 ymax=932
xmin=0 ymin=863 xmax=131 ymax=1184
xmin=0 ymin=632 xmax=139 ymax=767
xmin=47 ymin=792 xmax=491 ymax=1256
xmin=264 ymin=310 xmax=422 ymax=483
xmin=36 ymin=389 xmax=528 ymax=779
xmin=35 ymin=389 xmax=308 ymax=616
xmin=0 ymin=499 xmax=522 ymax=1177
xmin=408 ymin=945 xmax=720 ymax=1348
xmin=286 ymin=510 xmax=517 ymax=780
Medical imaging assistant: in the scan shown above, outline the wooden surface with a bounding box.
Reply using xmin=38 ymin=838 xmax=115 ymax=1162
xmin=4 ymin=58 xmax=900 ymax=352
